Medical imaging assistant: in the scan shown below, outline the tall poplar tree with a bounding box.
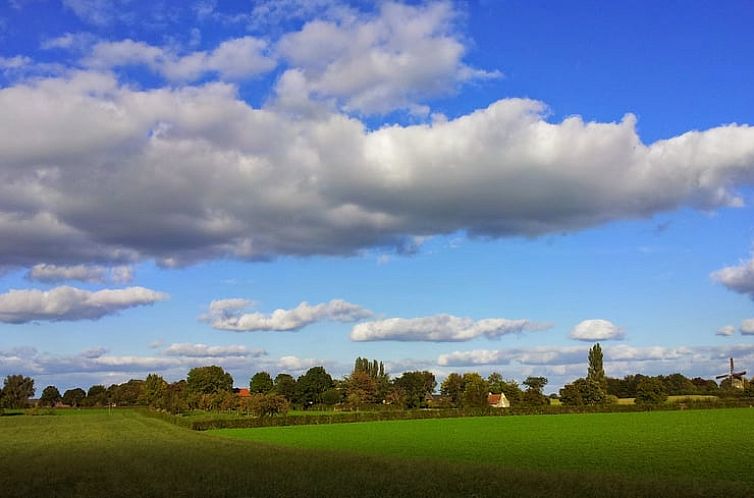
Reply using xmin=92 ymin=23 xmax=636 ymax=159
xmin=587 ymin=343 xmax=607 ymax=390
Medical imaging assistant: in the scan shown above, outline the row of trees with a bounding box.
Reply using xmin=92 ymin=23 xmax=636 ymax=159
xmin=4 ymin=347 xmax=752 ymax=413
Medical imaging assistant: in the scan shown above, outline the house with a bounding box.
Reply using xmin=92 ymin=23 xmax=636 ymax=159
xmin=233 ymin=388 xmax=251 ymax=398
xmin=487 ymin=392 xmax=510 ymax=408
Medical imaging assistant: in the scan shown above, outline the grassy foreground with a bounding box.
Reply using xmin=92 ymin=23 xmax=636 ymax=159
xmin=0 ymin=409 xmax=752 ymax=497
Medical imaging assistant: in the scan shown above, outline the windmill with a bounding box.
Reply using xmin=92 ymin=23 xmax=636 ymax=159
xmin=715 ymin=357 xmax=747 ymax=389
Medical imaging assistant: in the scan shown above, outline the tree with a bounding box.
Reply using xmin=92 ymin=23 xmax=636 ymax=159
xmin=587 ymin=343 xmax=607 ymax=390
xmin=187 ymin=365 xmax=233 ymax=395
xmin=39 ymin=385 xmax=62 ymax=408
xmin=250 ymin=371 xmax=274 ymax=394
xmin=345 ymin=370 xmax=377 ymax=408
xmin=560 ymin=378 xmax=607 ymax=406
xmin=2 ymin=375 xmax=35 ymax=409
xmin=111 ymin=379 xmax=145 ymax=406
xmin=635 ymin=377 xmax=667 ymax=405
xmin=522 ymin=376 xmax=548 ymax=405
xmin=461 ymin=373 xmax=489 ymax=408
xmin=273 ymin=374 xmax=297 ymax=401
xmin=392 ymin=371 xmax=436 ymax=409
xmin=62 ymin=388 xmax=86 ymax=408
xmin=440 ymin=373 xmax=464 ymax=407
xmin=86 ymin=385 xmax=108 ymax=407
xmin=244 ymin=393 xmax=289 ymax=417
xmin=296 ymin=366 xmax=334 ymax=406
xmin=140 ymin=373 xmax=168 ymax=408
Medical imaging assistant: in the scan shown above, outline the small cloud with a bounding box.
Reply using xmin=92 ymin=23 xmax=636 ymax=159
xmin=204 ymin=298 xmax=373 ymax=332
xmin=162 ymin=343 xmax=265 ymax=358
xmin=716 ymin=325 xmax=736 ymax=337
xmin=741 ymin=319 xmax=754 ymax=335
xmin=569 ymin=319 xmax=624 ymax=342
xmin=711 ymin=258 xmax=754 ymax=300
xmin=351 ymin=314 xmax=551 ymax=342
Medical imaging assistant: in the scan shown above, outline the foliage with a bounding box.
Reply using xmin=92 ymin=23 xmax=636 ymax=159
xmin=440 ymin=373 xmax=464 ymax=406
xmin=187 ymin=365 xmax=233 ymax=395
xmin=559 ymin=378 xmax=607 ymax=406
xmin=85 ymin=385 xmax=108 ymax=407
xmin=587 ymin=343 xmax=607 ymax=390
xmin=62 ymin=388 xmax=86 ymax=408
xmin=522 ymin=376 xmax=548 ymax=406
xmin=295 ymin=366 xmax=334 ymax=406
xmin=109 ymin=379 xmax=145 ymax=406
xmin=635 ymin=377 xmax=668 ymax=405
xmin=39 ymin=385 xmax=62 ymax=407
xmin=345 ymin=370 xmax=377 ymax=407
xmin=140 ymin=373 xmax=168 ymax=409
xmin=245 ymin=393 xmax=290 ymax=417
xmin=273 ymin=373 xmax=297 ymax=401
xmin=250 ymin=371 xmax=274 ymax=394
xmin=461 ymin=373 xmax=489 ymax=408
xmin=392 ymin=371 xmax=436 ymax=409
xmin=1 ymin=374 xmax=35 ymax=409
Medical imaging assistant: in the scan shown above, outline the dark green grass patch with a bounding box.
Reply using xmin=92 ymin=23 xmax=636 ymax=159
xmin=212 ymin=408 xmax=754 ymax=485
xmin=2 ymin=409 xmax=752 ymax=497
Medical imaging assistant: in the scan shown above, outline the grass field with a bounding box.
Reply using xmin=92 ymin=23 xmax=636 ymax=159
xmin=1 ymin=408 xmax=753 ymax=497
xmin=213 ymin=408 xmax=754 ymax=484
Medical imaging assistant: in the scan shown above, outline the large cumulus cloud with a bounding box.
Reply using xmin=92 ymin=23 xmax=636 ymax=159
xmin=1 ymin=24 xmax=754 ymax=270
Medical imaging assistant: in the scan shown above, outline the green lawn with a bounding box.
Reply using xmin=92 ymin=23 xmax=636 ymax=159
xmin=213 ymin=408 xmax=754 ymax=484
xmin=1 ymin=408 xmax=752 ymax=497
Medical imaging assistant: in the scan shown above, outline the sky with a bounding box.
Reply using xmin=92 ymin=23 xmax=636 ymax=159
xmin=1 ymin=0 xmax=754 ymax=393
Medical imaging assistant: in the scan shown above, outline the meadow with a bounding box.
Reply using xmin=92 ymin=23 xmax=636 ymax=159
xmin=1 ymin=408 xmax=752 ymax=497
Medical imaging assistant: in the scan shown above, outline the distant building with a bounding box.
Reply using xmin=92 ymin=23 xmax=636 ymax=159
xmin=487 ymin=393 xmax=510 ymax=408
xmin=233 ymin=388 xmax=251 ymax=397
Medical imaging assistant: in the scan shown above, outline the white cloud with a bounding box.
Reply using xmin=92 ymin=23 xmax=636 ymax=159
xmin=275 ymin=1 xmax=499 ymax=114
xmin=162 ymin=343 xmax=266 ymax=358
xmin=0 ymin=286 xmax=167 ymax=323
xmin=712 ymin=258 xmax=754 ymax=300
xmin=716 ymin=325 xmax=736 ymax=336
xmin=0 ymin=67 xmax=754 ymax=269
xmin=26 ymin=263 xmax=133 ymax=284
xmin=277 ymin=355 xmax=319 ymax=372
xmin=350 ymin=314 xmax=549 ymax=342
xmin=569 ymin=319 xmax=624 ymax=341
xmin=741 ymin=319 xmax=754 ymax=335
xmin=206 ymin=298 xmax=372 ymax=331
xmin=83 ymin=37 xmax=276 ymax=82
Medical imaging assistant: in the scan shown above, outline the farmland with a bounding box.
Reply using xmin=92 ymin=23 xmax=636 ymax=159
xmin=1 ymin=409 xmax=753 ymax=497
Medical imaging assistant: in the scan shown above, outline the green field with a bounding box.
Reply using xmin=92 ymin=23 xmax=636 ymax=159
xmin=213 ymin=408 xmax=754 ymax=484
xmin=1 ymin=409 xmax=753 ymax=497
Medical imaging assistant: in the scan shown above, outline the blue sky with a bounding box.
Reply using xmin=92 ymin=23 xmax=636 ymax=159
xmin=1 ymin=0 xmax=754 ymax=392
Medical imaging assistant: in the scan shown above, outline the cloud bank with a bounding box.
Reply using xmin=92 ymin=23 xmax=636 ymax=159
xmin=206 ymin=298 xmax=372 ymax=331
xmin=350 ymin=314 xmax=549 ymax=342
xmin=0 ymin=286 xmax=167 ymax=323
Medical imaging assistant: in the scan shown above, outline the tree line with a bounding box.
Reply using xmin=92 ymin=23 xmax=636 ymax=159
xmin=3 ymin=347 xmax=752 ymax=414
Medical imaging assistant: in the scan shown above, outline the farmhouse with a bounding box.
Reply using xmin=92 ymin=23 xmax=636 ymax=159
xmin=488 ymin=393 xmax=510 ymax=408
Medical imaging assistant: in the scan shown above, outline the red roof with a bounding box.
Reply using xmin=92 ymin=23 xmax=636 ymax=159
xmin=488 ymin=393 xmax=502 ymax=405
xmin=234 ymin=388 xmax=251 ymax=397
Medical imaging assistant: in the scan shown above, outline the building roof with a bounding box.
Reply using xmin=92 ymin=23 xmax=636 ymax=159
xmin=488 ymin=393 xmax=503 ymax=405
xmin=233 ymin=388 xmax=251 ymax=397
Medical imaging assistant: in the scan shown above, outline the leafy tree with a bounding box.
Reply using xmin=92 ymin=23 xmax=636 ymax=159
xmin=244 ymin=393 xmax=289 ymax=417
xmin=2 ymin=375 xmax=35 ymax=409
xmin=187 ymin=365 xmax=233 ymax=395
xmin=86 ymin=385 xmax=108 ymax=407
xmin=392 ymin=371 xmax=436 ymax=409
xmin=296 ymin=366 xmax=334 ymax=406
xmin=321 ymin=387 xmax=342 ymax=406
xmin=62 ymin=388 xmax=86 ymax=408
xmin=39 ymin=385 xmax=62 ymax=407
xmin=498 ymin=379 xmax=523 ymax=404
xmin=587 ymin=343 xmax=607 ymax=390
xmin=560 ymin=378 xmax=607 ymax=406
xmin=691 ymin=377 xmax=719 ymax=394
xmin=635 ymin=377 xmax=667 ymax=405
xmin=345 ymin=370 xmax=377 ymax=407
xmin=461 ymin=373 xmax=489 ymax=408
xmin=273 ymin=374 xmax=297 ymax=401
xmin=250 ymin=371 xmax=274 ymax=394
xmin=140 ymin=373 xmax=168 ymax=408
xmin=660 ymin=373 xmax=696 ymax=396
xmin=522 ymin=376 xmax=548 ymax=406
xmin=440 ymin=373 xmax=464 ymax=407
xmin=111 ymin=379 xmax=145 ymax=406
